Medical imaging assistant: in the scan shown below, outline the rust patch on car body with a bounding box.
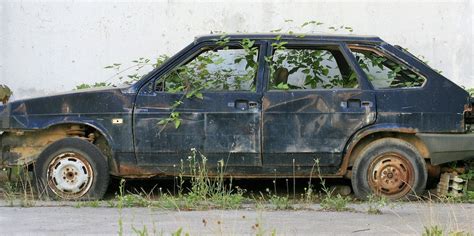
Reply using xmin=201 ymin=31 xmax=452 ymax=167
xmin=0 ymin=125 xmax=103 ymax=168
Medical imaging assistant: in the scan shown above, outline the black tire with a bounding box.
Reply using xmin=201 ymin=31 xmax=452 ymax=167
xmin=351 ymin=138 xmax=427 ymax=200
xmin=34 ymin=138 xmax=109 ymax=200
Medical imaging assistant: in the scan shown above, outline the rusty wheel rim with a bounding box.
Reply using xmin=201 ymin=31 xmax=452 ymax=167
xmin=47 ymin=152 xmax=94 ymax=199
xmin=367 ymin=153 xmax=414 ymax=199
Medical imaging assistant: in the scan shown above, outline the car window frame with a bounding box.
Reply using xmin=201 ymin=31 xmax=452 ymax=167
xmin=143 ymin=40 xmax=266 ymax=95
xmin=348 ymin=45 xmax=428 ymax=90
xmin=264 ymin=41 xmax=366 ymax=92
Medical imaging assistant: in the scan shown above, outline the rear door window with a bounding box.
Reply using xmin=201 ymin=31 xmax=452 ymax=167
xmin=270 ymin=47 xmax=359 ymax=90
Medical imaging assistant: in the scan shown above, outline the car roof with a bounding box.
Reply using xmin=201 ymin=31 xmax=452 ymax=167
xmin=194 ymin=33 xmax=384 ymax=44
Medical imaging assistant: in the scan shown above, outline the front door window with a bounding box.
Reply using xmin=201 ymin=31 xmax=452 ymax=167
xmin=155 ymin=45 xmax=259 ymax=93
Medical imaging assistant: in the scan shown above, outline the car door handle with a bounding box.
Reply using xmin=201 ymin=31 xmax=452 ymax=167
xmin=361 ymin=101 xmax=373 ymax=107
xmin=248 ymin=101 xmax=258 ymax=109
xmin=347 ymin=99 xmax=361 ymax=108
xmin=234 ymin=100 xmax=258 ymax=111
xmin=345 ymin=99 xmax=372 ymax=109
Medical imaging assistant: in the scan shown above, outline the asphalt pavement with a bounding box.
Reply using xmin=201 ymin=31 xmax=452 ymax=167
xmin=0 ymin=202 xmax=472 ymax=235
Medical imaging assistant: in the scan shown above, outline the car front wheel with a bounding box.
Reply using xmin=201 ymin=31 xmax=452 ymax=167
xmin=34 ymin=138 xmax=109 ymax=200
xmin=351 ymin=138 xmax=427 ymax=200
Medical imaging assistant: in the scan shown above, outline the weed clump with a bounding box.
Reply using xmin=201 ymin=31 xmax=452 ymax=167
xmin=179 ymin=148 xmax=246 ymax=209
xmin=110 ymin=148 xmax=246 ymax=210
xmin=366 ymin=194 xmax=388 ymax=214
xmin=268 ymin=195 xmax=291 ymax=210
xmin=0 ymin=166 xmax=35 ymax=207
xmin=313 ymin=159 xmax=351 ymax=211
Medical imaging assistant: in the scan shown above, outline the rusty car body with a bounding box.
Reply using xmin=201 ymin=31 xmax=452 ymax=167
xmin=1 ymin=34 xmax=474 ymax=200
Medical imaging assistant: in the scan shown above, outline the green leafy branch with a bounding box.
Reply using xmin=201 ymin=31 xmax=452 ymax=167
xmin=75 ymin=55 xmax=170 ymax=90
xmin=158 ymin=101 xmax=183 ymax=129
xmin=87 ymin=19 xmax=450 ymax=131
xmin=157 ymin=36 xmax=259 ymax=129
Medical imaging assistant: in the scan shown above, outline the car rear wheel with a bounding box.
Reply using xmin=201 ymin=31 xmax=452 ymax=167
xmin=351 ymin=138 xmax=427 ymax=200
xmin=34 ymin=138 xmax=109 ymax=200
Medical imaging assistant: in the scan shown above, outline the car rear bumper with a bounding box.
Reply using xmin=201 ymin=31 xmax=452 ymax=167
xmin=417 ymin=133 xmax=474 ymax=165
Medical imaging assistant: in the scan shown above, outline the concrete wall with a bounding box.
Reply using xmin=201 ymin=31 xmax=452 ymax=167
xmin=1 ymin=0 xmax=472 ymax=99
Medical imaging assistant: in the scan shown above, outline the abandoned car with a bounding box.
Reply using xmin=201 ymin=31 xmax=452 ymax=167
xmin=1 ymin=34 xmax=473 ymax=200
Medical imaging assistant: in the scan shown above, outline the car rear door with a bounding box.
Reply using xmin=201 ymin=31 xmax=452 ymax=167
xmin=262 ymin=42 xmax=376 ymax=174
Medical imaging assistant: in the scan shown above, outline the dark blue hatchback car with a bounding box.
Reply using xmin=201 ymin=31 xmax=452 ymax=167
xmin=1 ymin=34 xmax=473 ymax=200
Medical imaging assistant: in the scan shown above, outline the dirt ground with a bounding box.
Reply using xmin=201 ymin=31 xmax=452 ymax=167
xmin=0 ymin=201 xmax=472 ymax=235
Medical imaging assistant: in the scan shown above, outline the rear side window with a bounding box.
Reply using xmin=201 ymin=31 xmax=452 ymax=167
xmin=350 ymin=47 xmax=426 ymax=89
xmin=270 ymin=47 xmax=358 ymax=90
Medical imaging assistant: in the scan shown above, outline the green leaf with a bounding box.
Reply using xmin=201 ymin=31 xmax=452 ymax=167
xmin=172 ymin=227 xmax=183 ymax=236
xmin=171 ymin=112 xmax=179 ymax=118
xmin=247 ymin=40 xmax=255 ymax=48
xmin=174 ymin=119 xmax=181 ymax=129
xmin=322 ymin=68 xmax=329 ymax=76
xmin=195 ymin=92 xmax=203 ymax=99
xmin=214 ymin=57 xmax=225 ymax=65
xmin=185 ymin=92 xmax=194 ymax=98
xmin=265 ymin=55 xmax=273 ymax=63
xmin=276 ymin=83 xmax=289 ymax=90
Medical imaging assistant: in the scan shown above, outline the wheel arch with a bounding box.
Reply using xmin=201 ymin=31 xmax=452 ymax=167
xmin=43 ymin=120 xmax=115 ymax=149
xmin=1 ymin=121 xmax=118 ymax=174
xmin=338 ymin=124 xmax=431 ymax=177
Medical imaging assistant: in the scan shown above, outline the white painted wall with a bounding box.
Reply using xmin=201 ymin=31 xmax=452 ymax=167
xmin=1 ymin=0 xmax=472 ymax=99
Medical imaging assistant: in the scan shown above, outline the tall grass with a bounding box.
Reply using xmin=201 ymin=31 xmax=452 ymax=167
xmin=0 ymin=165 xmax=35 ymax=207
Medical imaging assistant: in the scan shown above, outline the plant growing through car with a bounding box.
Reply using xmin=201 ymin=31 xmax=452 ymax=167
xmin=79 ymin=19 xmax=448 ymax=94
xmin=74 ymin=19 xmax=451 ymax=138
xmin=78 ymin=20 xmax=360 ymax=128
xmin=155 ymin=35 xmax=259 ymax=129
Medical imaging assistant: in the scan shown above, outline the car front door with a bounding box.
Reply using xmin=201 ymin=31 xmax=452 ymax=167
xmin=133 ymin=40 xmax=265 ymax=173
xmin=262 ymin=43 xmax=376 ymax=174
